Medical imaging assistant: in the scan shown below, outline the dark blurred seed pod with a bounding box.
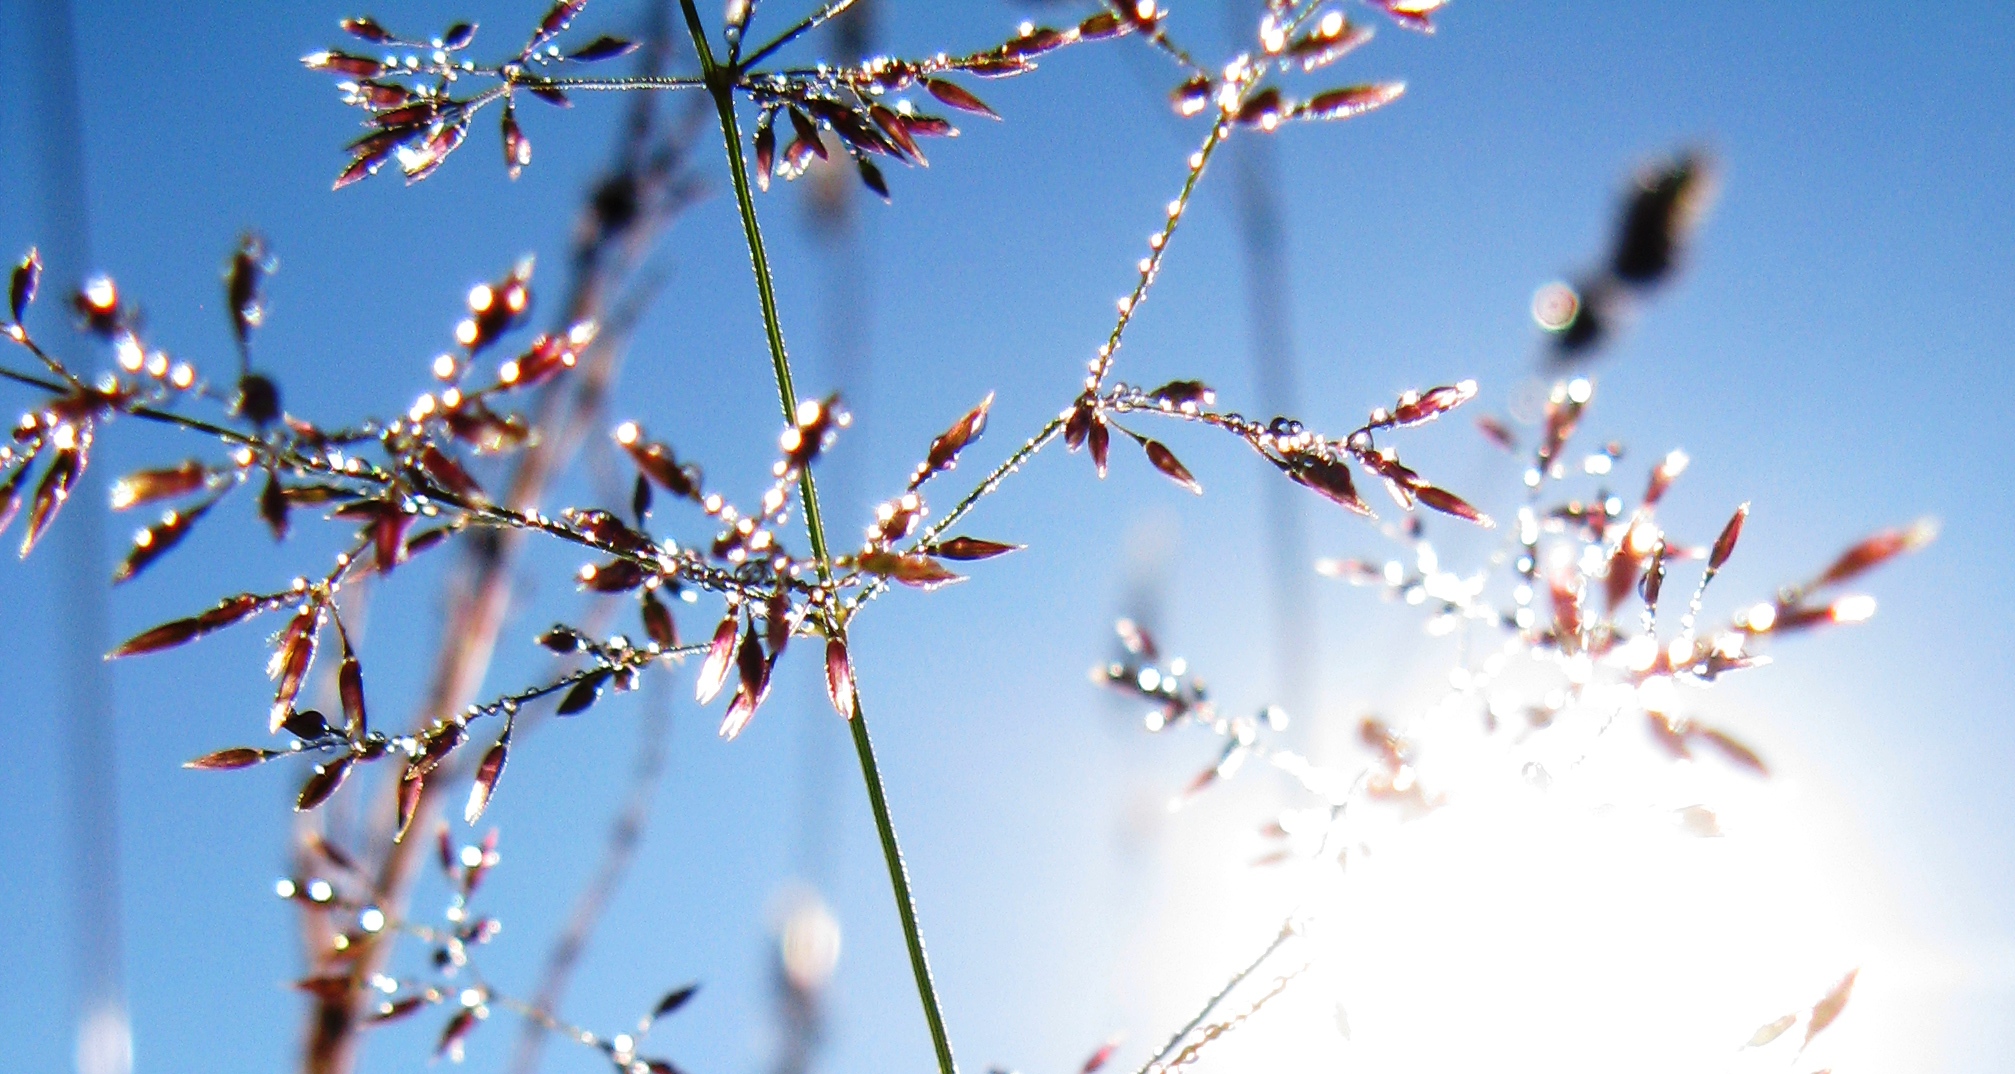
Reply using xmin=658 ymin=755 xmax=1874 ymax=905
xmin=11 ymin=248 xmax=41 ymax=324
xmin=856 ymin=157 xmax=890 ymax=201
xmin=236 ymin=373 xmax=282 ymax=426
xmin=1611 ymin=151 xmax=1716 ymax=287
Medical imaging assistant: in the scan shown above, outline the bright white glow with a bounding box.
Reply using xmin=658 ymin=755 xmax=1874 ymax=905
xmin=1830 ymin=595 xmax=1877 ymax=623
xmin=1137 ymin=710 xmax=1895 ymax=1074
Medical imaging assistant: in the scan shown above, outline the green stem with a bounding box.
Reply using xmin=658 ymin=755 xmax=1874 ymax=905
xmin=679 ymin=6 xmax=958 ymax=1072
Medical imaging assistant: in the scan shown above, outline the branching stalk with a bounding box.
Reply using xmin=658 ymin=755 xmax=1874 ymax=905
xmin=681 ymin=3 xmax=957 ymax=1071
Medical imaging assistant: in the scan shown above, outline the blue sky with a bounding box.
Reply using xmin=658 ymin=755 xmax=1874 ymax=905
xmin=0 ymin=1 xmax=2010 ymax=1072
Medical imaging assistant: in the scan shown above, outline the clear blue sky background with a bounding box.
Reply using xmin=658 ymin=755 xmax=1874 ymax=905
xmin=0 ymin=1 xmax=2010 ymax=1071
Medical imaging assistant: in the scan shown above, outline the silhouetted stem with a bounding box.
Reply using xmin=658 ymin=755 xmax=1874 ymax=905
xmin=682 ymin=4 xmax=958 ymax=1072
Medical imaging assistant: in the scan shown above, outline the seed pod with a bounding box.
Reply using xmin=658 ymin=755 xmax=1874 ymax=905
xmin=269 ymin=606 xmax=321 ymax=733
xmin=22 ymin=446 xmax=82 ymax=556
xmin=631 ymin=472 xmax=653 ymax=525
xmin=1636 ymin=544 xmax=1667 ymax=610
xmin=1298 ymin=82 xmax=1405 ymax=122
xmin=1804 ymin=970 xmax=1858 ymax=1048
xmin=1365 ymin=0 xmax=1444 ymax=34
xmin=869 ymin=104 xmax=925 ymax=164
xmin=753 ymin=113 xmax=776 ymax=192
xmin=370 ymin=509 xmax=413 ymax=574
xmin=694 ymin=616 xmax=738 ymax=704
xmin=1141 ymin=438 xmax=1201 ymax=494
xmin=1003 ymin=25 xmax=1068 ymax=58
xmin=336 ymin=622 xmax=367 ymax=740
xmin=368 ymin=996 xmax=432 ymax=1024
xmin=1285 ymin=454 xmax=1370 ymax=515
xmin=538 ymin=624 xmax=585 ymax=653
xmin=184 ymin=747 xmax=280 ymax=771
xmin=960 ymin=54 xmax=1034 ymax=78
xmin=1475 ymin=414 xmax=1517 ymax=453
xmin=735 ymin=621 xmax=766 ymax=701
xmin=1235 ymin=87 xmax=1287 ymax=128
xmin=1286 ymin=14 xmax=1373 ymax=71
xmin=1691 ymin=726 xmax=1766 ymax=775
xmin=910 ymin=393 xmax=992 ymax=490
xmin=825 ymin=638 xmax=855 ymax=720
xmin=927 ymin=536 xmax=1021 ymax=561
xmin=259 ymin=470 xmax=289 ymax=540
xmin=0 ymin=464 xmax=27 ymax=537
xmin=579 ymin=557 xmax=648 ymax=593
xmin=394 ymin=764 xmax=426 ymax=842
xmin=765 ymin=590 xmax=790 ymax=656
xmin=555 ymin=668 xmax=611 ymax=716
xmin=857 ymin=157 xmax=890 ymax=201
xmin=501 ymin=104 xmax=530 ymax=180
xmin=1745 ymin=1014 xmax=1797 ymax=1049
xmin=1087 ymin=416 xmax=1110 ymax=478
xmin=340 ymin=16 xmax=397 ymax=42
xmin=115 ymin=500 xmax=214 ymax=583
xmin=1414 ymin=484 xmax=1491 ymax=527
xmin=111 ymin=592 xmax=266 ymax=658
xmin=1390 ymin=381 xmax=1477 ymax=427
xmin=1812 ymin=518 xmax=1937 ymax=588
xmin=924 ymin=78 xmax=999 ymax=119
xmin=282 ymin=708 xmax=330 ymax=741
xmin=618 ymin=427 xmax=703 ymax=500
xmin=464 ymin=729 xmax=509 ymax=823
xmin=296 ymin=755 xmax=354 ymax=812
xmin=650 ymin=984 xmax=698 ymax=1023
xmin=640 ymin=589 xmax=676 ymax=648
xmin=1707 ymin=503 xmax=1748 ymax=573
xmin=226 ymin=233 xmax=267 ymax=349
xmin=1611 ymin=152 xmax=1715 ymax=287
xmin=235 ymin=374 xmax=282 ymax=427
xmin=1063 ymin=400 xmax=1093 ymax=451
xmin=434 ymin=1006 xmax=480 ymax=1063
xmin=856 ymin=550 xmax=963 ymax=589
xmin=1171 ymin=74 xmax=1213 ymax=117
xmin=303 ymin=50 xmax=387 ymax=78
xmin=1148 ymin=379 xmax=1213 ymax=407
xmin=10 ymin=248 xmax=41 ymax=324
xmin=569 ymin=35 xmax=637 ymax=61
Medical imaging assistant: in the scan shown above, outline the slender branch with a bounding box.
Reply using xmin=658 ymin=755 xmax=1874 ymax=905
xmin=522 ymin=74 xmax=705 ymax=91
xmin=684 ymin=4 xmax=956 ymax=1069
xmin=1091 ymin=119 xmax=1231 ymax=389
xmin=1133 ymin=921 xmax=1296 ymax=1074
xmin=505 ymin=670 xmax=675 ymax=1074
xmin=737 ymin=0 xmax=858 ymax=72
xmin=0 ymin=360 xmax=266 ymax=446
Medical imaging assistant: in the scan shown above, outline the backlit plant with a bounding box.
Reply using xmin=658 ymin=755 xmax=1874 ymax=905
xmin=0 ymin=1 xmax=1925 ymax=1072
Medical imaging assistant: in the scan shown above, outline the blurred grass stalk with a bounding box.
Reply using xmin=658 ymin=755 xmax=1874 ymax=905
xmin=298 ymin=6 xmax=699 ymax=1070
xmin=24 ymin=1 xmax=131 ymax=1072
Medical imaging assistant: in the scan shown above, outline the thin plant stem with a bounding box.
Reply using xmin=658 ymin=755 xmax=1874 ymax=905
xmin=680 ymin=4 xmax=957 ymax=1072
xmin=522 ymin=74 xmax=705 ymax=91
xmin=1090 ymin=119 xmax=1231 ymax=389
xmin=737 ymin=0 xmax=858 ymax=71
xmin=1133 ymin=920 xmax=1296 ymax=1074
